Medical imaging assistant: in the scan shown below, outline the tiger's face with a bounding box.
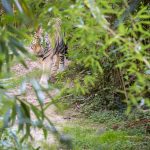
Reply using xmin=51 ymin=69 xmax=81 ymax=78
xmin=31 ymin=27 xmax=44 ymax=56
xmin=31 ymin=43 xmax=42 ymax=55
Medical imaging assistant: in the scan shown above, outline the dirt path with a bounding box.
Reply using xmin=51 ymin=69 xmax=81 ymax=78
xmin=9 ymin=56 xmax=70 ymax=146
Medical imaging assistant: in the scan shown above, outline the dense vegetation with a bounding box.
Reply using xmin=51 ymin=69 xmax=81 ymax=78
xmin=0 ymin=0 xmax=150 ymax=149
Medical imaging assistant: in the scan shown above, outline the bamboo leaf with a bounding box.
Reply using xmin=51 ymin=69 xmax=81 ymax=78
xmin=1 ymin=0 xmax=13 ymax=14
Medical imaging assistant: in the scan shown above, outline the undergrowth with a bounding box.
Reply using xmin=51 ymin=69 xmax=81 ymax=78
xmin=56 ymin=71 xmax=150 ymax=150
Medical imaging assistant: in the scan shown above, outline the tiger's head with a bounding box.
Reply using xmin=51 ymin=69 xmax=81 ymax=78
xmin=31 ymin=26 xmax=44 ymax=57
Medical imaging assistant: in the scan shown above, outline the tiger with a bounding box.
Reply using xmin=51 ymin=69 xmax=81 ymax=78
xmin=30 ymin=18 xmax=68 ymax=88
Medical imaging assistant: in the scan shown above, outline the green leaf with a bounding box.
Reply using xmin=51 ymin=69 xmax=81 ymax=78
xmin=1 ymin=0 xmax=13 ymax=14
xmin=3 ymin=109 xmax=11 ymax=128
xmin=16 ymin=104 xmax=24 ymax=132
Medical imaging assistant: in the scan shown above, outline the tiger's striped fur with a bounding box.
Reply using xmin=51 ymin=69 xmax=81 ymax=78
xmin=31 ymin=19 xmax=68 ymax=87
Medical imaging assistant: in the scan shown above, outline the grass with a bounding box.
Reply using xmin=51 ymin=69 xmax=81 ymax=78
xmin=60 ymin=110 xmax=150 ymax=150
xmin=63 ymin=124 xmax=100 ymax=150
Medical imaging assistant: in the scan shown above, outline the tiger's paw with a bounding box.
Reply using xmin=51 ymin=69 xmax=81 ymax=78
xmin=40 ymin=79 xmax=49 ymax=88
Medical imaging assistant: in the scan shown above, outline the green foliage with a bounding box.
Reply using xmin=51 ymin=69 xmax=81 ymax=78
xmin=89 ymin=109 xmax=150 ymax=134
xmin=0 ymin=129 xmax=35 ymax=150
xmin=0 ymin=0 xmax=71 ymax=149
xmin=89 ymin=110 xmax=124 ymax=124
xmin=0 ymin=0 xmax=150 ymax=149
xmin=48 ymin=0 xmax=150 ymax=110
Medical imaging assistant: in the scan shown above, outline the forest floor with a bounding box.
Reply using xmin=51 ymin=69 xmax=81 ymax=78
xmin=7 ymin=51 xmax=150 ymax=150
xmin=7 ymin=53 xmax=82 ymax=149
xmin=9 ymin=59 xmax=66 ymax=142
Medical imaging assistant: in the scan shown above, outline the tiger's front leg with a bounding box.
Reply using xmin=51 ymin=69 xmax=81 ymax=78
xmin=40 ymin=56 xmax=52 ymax=88
xmin=57 ymin=53 xmax=65 ymax=73
xmin=50 ymin=54 xmax=59 ymax=83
